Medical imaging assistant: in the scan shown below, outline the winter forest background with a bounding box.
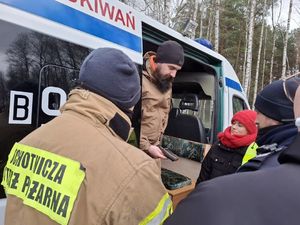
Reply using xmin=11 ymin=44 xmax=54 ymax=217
xmin=120 ymin=0 xmax=300 ymax=106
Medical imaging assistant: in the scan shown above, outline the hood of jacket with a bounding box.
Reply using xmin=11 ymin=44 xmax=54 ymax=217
xmin=143 ymin=51 xmax=157 ymax=82
xmin=61 ymin=88 xmax=133 ymax=141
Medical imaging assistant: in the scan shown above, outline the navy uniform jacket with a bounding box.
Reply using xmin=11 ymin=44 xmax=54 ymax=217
xmin=164 ymin=133 xmax=300 ymax=225
xmin=238 ymin=123 xmax=297 ymax=172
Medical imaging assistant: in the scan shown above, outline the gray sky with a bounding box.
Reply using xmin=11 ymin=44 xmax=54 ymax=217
xmin=269 ymin=0 xmax=300 ymax=31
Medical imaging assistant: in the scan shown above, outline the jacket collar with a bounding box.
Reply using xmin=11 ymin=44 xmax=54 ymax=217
xmin=61 ymin=89 xmax=132 ymax=141
xmin=256 ymin=123 xmax=298 ymax=147
xmin=218 ymin=142 xmax=247 ymax=155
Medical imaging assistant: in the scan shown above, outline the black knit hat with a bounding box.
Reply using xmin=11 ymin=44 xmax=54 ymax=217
xmin=156 ymin=40 xmax=184 ymax=67
xmin=78 ymin=48 xmax=140 ymax=109
xmin=255 ymin=79 xmax=299 ymax=123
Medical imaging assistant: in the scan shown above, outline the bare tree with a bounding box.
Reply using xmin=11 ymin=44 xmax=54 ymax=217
xmin=269 ymin=0 xmax=282 ymax=83
xmin=242 ymin=0 xmax=250 ymax=86
xmin=269 ymin=31 xmax=276 ymax=83
xmin=206 ymin=1 xmax=214 ymax=40
xmin=252 ymin=0 xmax=267 ymax=109
xmin=281 ymin=0 xmax=293 ymax=78
xmin=162 ymin=0 xmax=171 ymax=26
xmin=193 ymin=0 xmax=200 ymax=23
xmin=188 ymin=0 xmax=200 ymax=39
xmin=214 ymin=0 xmax=220 ymax=52
xmin=6 ymin=31 xmax=88 ymax=87
xmin=296 ymin=47 xmax=299 ymax=72
xmin=243 ymin=0 xmax=256 ymax=96
xmin=6 ymin=33 xmax=32 ymax=81
xmin=198 ymin=0 xmax=205 ymax=38
xmin=261 ymin=25 xmax=268 ymax=90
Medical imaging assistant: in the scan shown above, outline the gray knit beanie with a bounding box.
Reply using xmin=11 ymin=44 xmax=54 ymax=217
xmin=78 ymin=48 xmax=140 ymax=109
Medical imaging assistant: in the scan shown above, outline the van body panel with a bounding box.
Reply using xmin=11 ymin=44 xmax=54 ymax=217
xmin=0 ymin=0 xmax=143 ymax=63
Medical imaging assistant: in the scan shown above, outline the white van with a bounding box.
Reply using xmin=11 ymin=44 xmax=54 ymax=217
xmin=0 ymin=0 xmax=249 ymax=222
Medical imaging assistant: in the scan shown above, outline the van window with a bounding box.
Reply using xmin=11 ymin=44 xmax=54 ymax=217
xmin=163 ymin=69 xmax=216 ymax=144
xmin=172 ymin=96 xmax=213 ymax=130
xmin=0 ymin=19 xmax=90 ymax=198
xmin=232 ymin=95 xmax=247 ymax=114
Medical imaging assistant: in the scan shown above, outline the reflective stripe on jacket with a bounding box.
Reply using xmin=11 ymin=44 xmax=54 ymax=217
xmin=139 ymin=193 xmax=173 ymax=225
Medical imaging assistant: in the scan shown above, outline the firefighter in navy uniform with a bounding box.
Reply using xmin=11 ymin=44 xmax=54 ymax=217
xmin=2 ymin=48 xmax=172 ymax=225
xmin=237 ymin=77 xmax=300 ymax=172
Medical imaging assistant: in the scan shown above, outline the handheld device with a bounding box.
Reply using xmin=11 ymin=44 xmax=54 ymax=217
xmin=159 ymin=146 xmax=179 ymax=161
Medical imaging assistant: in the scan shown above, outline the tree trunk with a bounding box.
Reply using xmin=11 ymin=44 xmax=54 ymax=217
xmin=281 ymin=0 xmax=293 ymax=78
xmin=243 ymin=0 xmax=256 ymax=96
xmin=252 ymin=0 xmax=267 ymax=109
xmin=206 ymin=6 xmax=212 ymax=40
xmin=162 ymin=0 xmax=171 ymax=26
xmin=214 ymin=0 xmax=220 ymax=52
xmin=269 ymin=31 xmax=276 ymax=83
xmin=269 ymin=0 xmax=277 ymax=84
xmin=242 ymin=25 xmax=248 ymax=86
xmin=190 ymin=0 xmax=200 ymax=39
xmin=242 ymin=0 xmax=250 ymax=86
xmin=296 ymin=46 xmax=299 ymax=73
xmin=198 ymin=2 xmax=204 ymax=38
xmin=234 ymin=29 xmax=242 ymax=73
xmin=261 ymin=25 xmax=268 ymax=90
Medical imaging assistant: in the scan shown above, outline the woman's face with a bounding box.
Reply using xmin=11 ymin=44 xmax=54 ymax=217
xmin=231 ymin=120 xmax=248 ymax=136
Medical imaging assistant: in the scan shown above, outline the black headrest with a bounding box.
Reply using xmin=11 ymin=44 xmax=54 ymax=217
xmin=179 ymin=94 xmax=199 ymax=111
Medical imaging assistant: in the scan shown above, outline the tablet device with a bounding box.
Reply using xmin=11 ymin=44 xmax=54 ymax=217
xmin=161 ymin=168 xmax=192 ymax=190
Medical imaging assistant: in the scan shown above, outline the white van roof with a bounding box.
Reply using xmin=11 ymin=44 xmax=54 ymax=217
xmin=0 ymin=0 xmax=243 ymax=92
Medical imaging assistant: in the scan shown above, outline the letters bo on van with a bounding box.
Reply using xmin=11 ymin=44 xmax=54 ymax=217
xmin=1 ymin=143 xmax=85 ymax=225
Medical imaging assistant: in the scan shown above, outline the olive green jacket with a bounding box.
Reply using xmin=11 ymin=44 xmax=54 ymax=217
xmin=140 ymin=52 xmax=172 ymax=151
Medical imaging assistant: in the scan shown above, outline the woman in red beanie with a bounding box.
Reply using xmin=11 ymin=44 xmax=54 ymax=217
xmin=196 ymin=110 xmax=257 ymax=184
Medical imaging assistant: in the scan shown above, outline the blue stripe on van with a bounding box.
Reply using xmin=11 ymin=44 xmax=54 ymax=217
xmin=225 ymin=77 xmax=242 ymax=92
xmin=1 ymin=0 xmax=142 ymax=53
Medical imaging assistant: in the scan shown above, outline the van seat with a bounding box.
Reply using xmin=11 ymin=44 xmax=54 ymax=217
xmin=165 ymin=94 xmax=206 ymax=143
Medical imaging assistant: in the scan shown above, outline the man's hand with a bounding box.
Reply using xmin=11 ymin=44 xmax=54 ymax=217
xmin=147 ymin=145 xmax=167 ymax=159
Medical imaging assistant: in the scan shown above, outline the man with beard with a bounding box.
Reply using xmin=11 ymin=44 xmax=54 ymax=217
xmin=140 ymin=40 xmax=184 ymax=159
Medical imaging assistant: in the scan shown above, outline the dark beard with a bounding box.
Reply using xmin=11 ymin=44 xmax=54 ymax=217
xmin=153 ymin=72 xmax=173 ymax=93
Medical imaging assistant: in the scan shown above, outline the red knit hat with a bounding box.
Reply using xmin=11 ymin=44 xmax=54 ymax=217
xmin=231 ymin=110 xmax=257 ymax=134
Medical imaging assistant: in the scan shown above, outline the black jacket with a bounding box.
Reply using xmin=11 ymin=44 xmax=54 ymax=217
xmin=164 ymin=133 xmax=300 ymax=225
xmin=196 ymin=142 xmax=247 ymax=184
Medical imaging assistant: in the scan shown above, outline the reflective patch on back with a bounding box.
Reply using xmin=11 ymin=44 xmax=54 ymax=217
xmin=1 ymin=143 xmax=85 ymax=225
